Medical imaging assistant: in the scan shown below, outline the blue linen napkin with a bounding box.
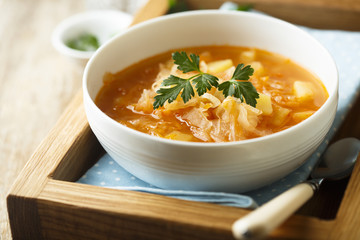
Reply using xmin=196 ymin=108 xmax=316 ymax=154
xmin=80 ymin=153 xmax=256 ymax=209
xmin=78 ymin=16 xmax=360 ymax=208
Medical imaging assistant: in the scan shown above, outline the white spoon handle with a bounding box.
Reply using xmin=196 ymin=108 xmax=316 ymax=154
xmin=232 ymin=182 xmax=317 ymax=239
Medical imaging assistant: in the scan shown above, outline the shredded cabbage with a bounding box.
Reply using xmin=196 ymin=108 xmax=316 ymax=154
xmin=130 ymin=59 xmax=265 ymax=142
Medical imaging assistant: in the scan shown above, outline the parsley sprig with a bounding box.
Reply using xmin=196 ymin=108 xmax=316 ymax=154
xmin=153 ymin=51 xmax=259 ymax=109
xmin=218 ymin=64 xmax=259 ymax=107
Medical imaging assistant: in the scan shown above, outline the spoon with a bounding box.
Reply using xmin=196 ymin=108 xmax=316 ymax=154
xmin=232 ymin=137 xmax=360 ymax=240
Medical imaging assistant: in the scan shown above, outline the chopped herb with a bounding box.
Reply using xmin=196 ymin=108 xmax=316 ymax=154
xmin=153 ymin=52 xmax=259 ymax=109
xmin=153 ymin=75 xmax=194 ymax=109
xmin=66 ymin=33 xmax=100 ymax=51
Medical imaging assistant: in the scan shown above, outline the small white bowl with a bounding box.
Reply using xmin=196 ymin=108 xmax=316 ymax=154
xmin=83 ymin=10 xmax=338 ymax=193
xmin=52 ymin=10 xmax=132 ymax=66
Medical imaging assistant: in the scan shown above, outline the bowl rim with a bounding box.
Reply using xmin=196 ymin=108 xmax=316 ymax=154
xmin=83 ymin=10 xmax=339 ymax=148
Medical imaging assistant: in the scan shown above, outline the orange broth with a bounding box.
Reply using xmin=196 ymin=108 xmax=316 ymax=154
xmin=95 ymin=46 xmax=328 ymax=142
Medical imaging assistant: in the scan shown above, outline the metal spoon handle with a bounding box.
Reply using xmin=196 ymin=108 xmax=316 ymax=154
xmin=232 ymin=179 xmax=323 ymax=240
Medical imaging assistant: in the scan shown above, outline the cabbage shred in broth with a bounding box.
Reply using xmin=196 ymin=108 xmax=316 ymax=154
xmin=95 ymin=46 xmax=328 ymax=143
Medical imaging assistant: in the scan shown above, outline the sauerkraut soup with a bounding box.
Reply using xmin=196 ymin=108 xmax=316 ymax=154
xmin=95 ymin=46 xmax=328 ymax=143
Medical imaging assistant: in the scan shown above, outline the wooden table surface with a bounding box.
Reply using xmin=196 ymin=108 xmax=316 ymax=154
xmin=1 ymin=0 xmax=359 ymax=239
xmin=0 ymin=1 xmax=85 ymax=239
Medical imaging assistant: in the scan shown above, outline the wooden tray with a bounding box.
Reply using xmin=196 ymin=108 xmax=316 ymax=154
xmin=6 ymin=85 xmax=360 ymax=239
xmin=6 ymin=0 xmax=360 ymax=237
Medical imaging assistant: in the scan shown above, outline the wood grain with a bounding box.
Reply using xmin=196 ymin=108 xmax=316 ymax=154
xmin=0 ymin=0 xmax=85 ymax=239
xmin=6 ymin=90 xmax=98 ymax=240
xmin=327 ymin=154 xmax=360 ymax=239
xmin=185 ymin=0 xmax=360 ymax=30
xmin=2 ymin=0 xmax=360 ymax=239
xmin=37 ymin=180 xmax=334 ymax=240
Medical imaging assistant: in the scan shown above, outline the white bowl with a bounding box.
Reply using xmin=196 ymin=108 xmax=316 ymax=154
xmin=83 ymin=10 xmax=338 ymax=193
xmin=52 ymin=10 xmax=132 ymax=66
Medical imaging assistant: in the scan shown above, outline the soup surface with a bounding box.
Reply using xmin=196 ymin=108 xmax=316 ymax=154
xmin=95 ymin=46 xmax=328 ymax=142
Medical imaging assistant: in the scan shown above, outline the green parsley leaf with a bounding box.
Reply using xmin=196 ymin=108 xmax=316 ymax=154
xmin=153 ymin=52 xmax=259 ymax=109
xmin=218 ymin=64 xmax=259 ymax=107
xmin=153 ymin=75 xmax=194 ymax=109
xmin=153 ymin=52 xmax=219 ymax=109
xmin=218 ymin=80 xmax=259 ymax=107
xmin=232 ymin=64 xmax=254 ymax=80
xmin=192 ymin=73 xmax=219 ymax=96
xmin=172 ymin=51 xmax=200 ymax=73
